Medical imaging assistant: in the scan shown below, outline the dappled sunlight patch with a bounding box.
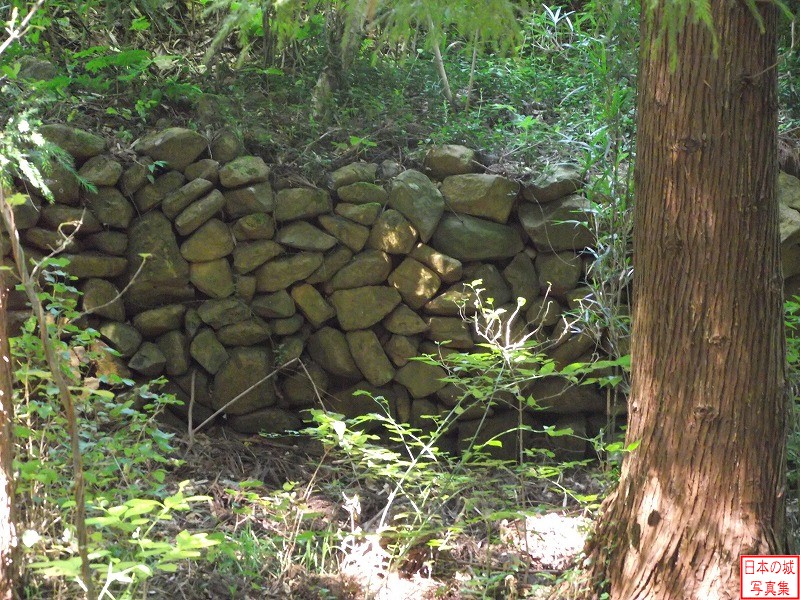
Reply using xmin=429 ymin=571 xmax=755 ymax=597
xmin=504 ymin=512 xmax=590 ymax=572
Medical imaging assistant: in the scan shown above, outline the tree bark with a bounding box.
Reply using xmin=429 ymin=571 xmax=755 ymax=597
xmin=0 ymin=254 xmax=17 ymax=599
xmin=585 ymin=2 xmax=786 ymax=599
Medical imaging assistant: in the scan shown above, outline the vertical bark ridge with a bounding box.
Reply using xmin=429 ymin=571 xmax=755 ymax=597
xmin=584 ymin=1 xmax=785 ymax=598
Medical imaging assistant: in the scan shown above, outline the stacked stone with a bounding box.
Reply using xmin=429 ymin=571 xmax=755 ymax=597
xmin=9 ymin=125 xmax=615 ymax=459
xmin=781 ymin=171 xmax=800 ymax=298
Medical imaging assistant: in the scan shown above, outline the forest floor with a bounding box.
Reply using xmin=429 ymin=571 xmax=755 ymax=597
xmin=145 ymin=428 xmax=605 ymax=600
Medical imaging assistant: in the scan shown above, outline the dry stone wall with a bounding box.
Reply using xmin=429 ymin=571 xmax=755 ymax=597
xmin=14 ymin=124 xmax=799 ymax=458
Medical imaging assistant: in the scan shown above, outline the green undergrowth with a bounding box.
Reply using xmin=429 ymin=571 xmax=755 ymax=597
xmin=11 ymin=263 xmax=222 ymax=599
xmin=10 ymin=257 xmax=635 ymax=598
xmin=0 ymin=1 xmax=644 ymax=177
xmin=786 ymin=296 xmax=800 ymax=516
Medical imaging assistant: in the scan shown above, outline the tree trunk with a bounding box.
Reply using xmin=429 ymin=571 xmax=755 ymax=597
xmin=0 ymin=265 xmax=17 ymax=599
xmin=585 ymin=2 xmax=786 ymax=599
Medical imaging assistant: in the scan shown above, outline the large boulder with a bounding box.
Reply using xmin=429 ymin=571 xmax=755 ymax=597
xmin=367 ymin=209 xmax=418 ymax=254
xmin=780 ymin=173 xmax=800 ymax=246
xmin=306 ymin=247 xmax=353 ymax=284
xmin=523 ymin=164 xmax=584 ymax=203
xmin=82 ymin=187 xmax=134 ymax=229
xmin=335 ymin=202 xmax=382 ymax=226
xmin=132 ymin=304 xmax=186 ymax=338
xmin=78 ymin=155 xmax=123 ymax=186
xmin=223 ymin=182 xmax=274 ymax=218
xmin=197 ymin=297 xmax=250 ymax=329
xmin=290 ymin=284 xmax=335 ymax=328
xmin=329 ymin=286 xmax=401 ymax=331
xmin=431 ymin=214 xmax=524 ymax=261
xmin=274 ymin=188 xmax=331 ymax=221
xmin=212 ymin=347 xmax=277 ymax=415
xmin=308 ymin=327 xmax=361 ymax=379
xmin=125 ymin=211 xmax=191 ymax=308
xmin=457 ymin=411 xmax=541 ymax=461
xmin=63 ymin=253 xmax=127 ymax=279
xmin=337 ymin=182 xmax=387 ymax=205
xmin=81 ymin=278 xmax=124 ymax=321
xmin=41 ymin=205 xmax=102 ymax=234
xmin=174 ymin=190 xmax=226 ymax=236
xmin=387 ymin=169 xmax=445 ymax=242
xmin=424 ymin=317 xmax=473 ymax=349
xmin=526 ymin=297 xmax=562 ymax=327
xmin=536 ymin=252 xmax=583 ymax=296
xmin=388 ymin=258 xmax=441 ymax=309
xmin=119 ymin=159 xmax=152 ymax=197
xmin=280 ymin=362 xmax=329 ymax=408
xmin=251 ymin=290 xmax=296 ymax=319
xmin=276 ymin=221 xmax=338 ymax=251
xmin=133 ymin=170 xmax=186 ymax=213
xmin=254 ymin=252 xmax=323 ymax=292
xmin=346 ymin=330 xmax=396 ymax=386
xmin=780 ymin=171 xmax=800 ymax=211
xmin=43 ymin=162 xmax=80 ymax=205
xmin=233 ymin=240 xmax=284 ymax=274
xmin=503 ymin=252 xmax=540 ymax=304
xmin=394 ymin=361 xmax=447 ymax=398
xmin=318 ymin=215 xmax=370 ymax=252
xmin=185 ymin=158 xmax=219 ymax=184
xmin=180 ymin=218 xmax=235 ymax=262
xmin=161 ymin=178 xmax=215 ymax=220
xmin=780 ymin=204 xmax=800 ymax=246
xmin=218 ymin=156 xmax=270 ymax=188
xmin=440 ymin=174 xmax=519 ymax=223
xmin=132 ymin=127 xmax=207 ymax=171
xmin=157 ymin=330 xmax=191 ymax=377
xmin=331 ymin=250 xmax=392 ymax=290
xmin=384 ymin=304 xmax=429 ymax=335
xmin=128 ymin=342 xmax=166 ymax=377
xmin=409 ymin=244 xmax=462 ymax=284
xmin=25 ymin=228 xmax=81 ymax=253
xmin=524 ymin=376 xmax=605 ymax=413
xmin=84 ymin=231 xmax=127 ymax=256
xmin=231 ymin=213 xmax=275 ymax=241
xmin=98 ymin=322 xmax=142 ymax=358
xmin=12 ymin=194 xmax=41 ymax=230
xmin=328 ymin=162 xmax=378 ymax=190
xmin=190 ymin=328 xmax=229 ymax=375
xmin=189 ymin=258 xmax=235 ymax=298
xmin=17 ymin=56 xmax=57 ymax=81
xmin=518 ymin=195 xmax=594 ymax=252
xmin=385 ymin=334 xmax=420 ymax=367
xmin=216 ymin=318 xmax=271 ymax=346
xmin=40 ymin=124 xmax=106 ymax=162
xmin=423 ymin=145 xmax=480 ymax=180
xmin=210 ymin=129 xmax=245 ymax=164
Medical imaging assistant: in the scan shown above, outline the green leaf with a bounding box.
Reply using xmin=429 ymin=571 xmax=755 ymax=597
xmin=543 ymin=426 xmax=574 ymax=437
xmin=130 ymin=16 xmax=151 ymax=31
xmin=6 ymin=193 xmax=28 ymax=206
xmin=123 ymin=499 xmax=161 ymax=517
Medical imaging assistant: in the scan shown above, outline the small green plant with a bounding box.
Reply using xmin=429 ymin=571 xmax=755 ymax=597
xmin=28 ymin=483 xmax=220 ymax=596
xmin=10 ymin=262 xmax=219 ymax=598
xmin=785 ymin=296 xmax=800 ymax=506
xmin=222 ymin=280 xmax=631 ymax=597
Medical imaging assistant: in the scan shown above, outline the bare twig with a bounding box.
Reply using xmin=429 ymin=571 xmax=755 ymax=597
xmin=0 ymin=0 xmax=46 ymax=56
xmin=77 ymin=257 xmax=148 ymax=319
xmin=190 ymin=357 xmax=299 ymax=436
xmin=186 ymin=369 xmax=197 ymax=450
